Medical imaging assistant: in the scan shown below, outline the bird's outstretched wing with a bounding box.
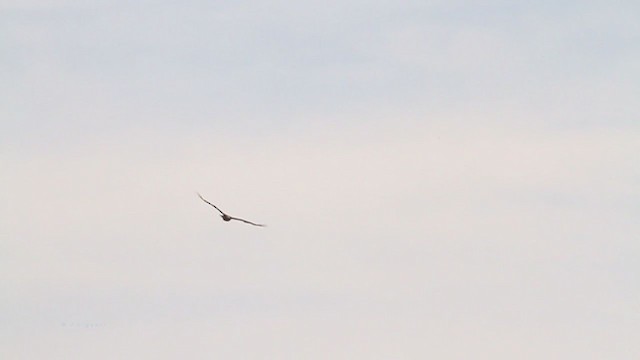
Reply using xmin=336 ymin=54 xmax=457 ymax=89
xmin=197 ymin=193 xmax=226 ymax=215
xmin=229 ymin=216 xmax=266 ymax=227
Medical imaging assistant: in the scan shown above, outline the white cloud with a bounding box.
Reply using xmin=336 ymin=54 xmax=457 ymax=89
xmin=3 ymin=119 xmax=639 ymax=357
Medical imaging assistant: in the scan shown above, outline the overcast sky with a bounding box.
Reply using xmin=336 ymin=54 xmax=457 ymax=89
xmin=2 ymin=1 xmax=639 ymax=359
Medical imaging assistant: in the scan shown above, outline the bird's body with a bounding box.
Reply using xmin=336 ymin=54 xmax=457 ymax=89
xmin=197 ymin=193 xmax=265 ymax=227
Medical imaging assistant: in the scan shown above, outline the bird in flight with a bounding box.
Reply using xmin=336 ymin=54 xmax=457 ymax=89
xmin=197 ymin=193 xmax=266 ymax=227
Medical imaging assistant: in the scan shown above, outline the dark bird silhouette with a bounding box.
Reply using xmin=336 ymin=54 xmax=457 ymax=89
xmin=197 ymin=193 xmax=266 ymax=227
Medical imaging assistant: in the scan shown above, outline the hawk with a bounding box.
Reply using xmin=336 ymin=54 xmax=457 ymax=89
xmin=197 ymin=193 xmax=266 ymax=227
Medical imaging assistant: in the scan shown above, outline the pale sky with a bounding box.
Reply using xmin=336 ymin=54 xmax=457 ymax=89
xmin=2 ymin=1 xmax=639 ymax=359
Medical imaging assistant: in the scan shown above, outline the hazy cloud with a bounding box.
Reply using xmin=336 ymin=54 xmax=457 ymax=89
xmin=2 ymin=1 xmax=639 ymax=359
